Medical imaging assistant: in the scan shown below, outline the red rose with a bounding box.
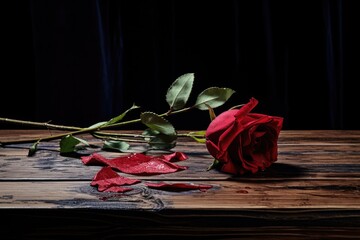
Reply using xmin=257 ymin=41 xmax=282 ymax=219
xmin=205 ymin=97 xmax=283 ymax=175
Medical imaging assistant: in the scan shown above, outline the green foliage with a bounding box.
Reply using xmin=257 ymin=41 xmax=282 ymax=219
xmin=0 ymin=72 xmax=237 ymax=155
xmin=194 ymin=87 xmax=235 ymax=110
xmin=166 ymin=73 xmax=194 ymax=110
xmin=140 ymin=112 xmax=176 ymax=136
xmin=60 ymin=135 xmax=89 ymax=153
xmin=188 ymin=131 xmax=206 ymax=143
xmin=102 ymin=140 xmax=130 ymax=152
xmin=143 ymin=129 xmax=177 ymax=150
xmin=88 ymin=121 xmax=108 ymax=129
xmin=88 ymin=104 xmax=140 ymax=130
xmin=28 ymin=141 xmax=40 ymax=157
xmin=103 ymin=104 xmax=140 ymax=126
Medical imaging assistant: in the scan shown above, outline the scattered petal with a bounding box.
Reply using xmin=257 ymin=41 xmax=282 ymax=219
xmin=81 ymin=153 xmax=108 ymax=166
xmin=82 ymin=152 xmax=188 ymax=175
xmin=91 ymin=166 xmax=140 ymax=192
xmin=161 ymin=151 xmax=188 ymax=162
xmin=145 ymin=182 xmax=213 ymax=192
xmin=109 ymin=153 xmax=188 ymax=175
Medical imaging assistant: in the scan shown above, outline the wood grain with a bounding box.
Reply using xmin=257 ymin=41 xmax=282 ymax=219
xmin=1 ymin=130 xmax=360 ymax=239
xmin=0 ymin=180 xmax=359 ymax=209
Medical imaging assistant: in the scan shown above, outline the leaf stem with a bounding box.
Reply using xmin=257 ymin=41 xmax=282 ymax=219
xmin=0 ymin=117 xmax=79 ymax=131
xmin=177 ymin=133 xmax=205 ymax=138
xmin=0 ymin=106 xmax=196 ymax=145
xmin=0 ymin=126 xmax=98 ymax=146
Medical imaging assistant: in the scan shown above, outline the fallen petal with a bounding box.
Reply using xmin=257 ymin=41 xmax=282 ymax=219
xmin=161 ymin=152 xmax=188 ymax=162
xmin=145 ymin=182 xmax=213 ymax=192
xmin=81 ymin=153 xmax=108 ymax=165
xmin=91 ymin=166 xmax=140 ymax=191
xmin=82 ymin=152 xmax=188 ymax=175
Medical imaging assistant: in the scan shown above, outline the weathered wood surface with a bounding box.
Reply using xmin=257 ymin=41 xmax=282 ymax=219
xmin=1 ymin=130 xmax=360 ymax=239
xmin=1 ymin=180 xmax=359 ymax=209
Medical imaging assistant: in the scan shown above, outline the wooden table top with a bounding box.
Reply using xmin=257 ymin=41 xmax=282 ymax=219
xmin=1 ymin=129 xmax=360 ymax=239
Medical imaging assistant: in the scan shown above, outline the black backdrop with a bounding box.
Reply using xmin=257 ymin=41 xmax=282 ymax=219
xmin=1 ymin=0 xmax=359 ymax=130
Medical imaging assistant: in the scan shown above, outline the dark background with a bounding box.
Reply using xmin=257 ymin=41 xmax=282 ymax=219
xmin=1 ymin=0 xmax=359 ymax=130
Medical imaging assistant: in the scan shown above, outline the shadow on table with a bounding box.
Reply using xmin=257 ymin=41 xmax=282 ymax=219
xmin=229 ymin=163 xmax=307 ymax=182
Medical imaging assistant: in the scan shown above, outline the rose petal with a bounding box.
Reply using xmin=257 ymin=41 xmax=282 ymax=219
xmin=91 ymin=166 xmax=141 ymax=192
xmin=161 ymin=151 xmax=188 ymax=162
xmin=81 ymin=153 xmax=109 ymax=165
xmin=145 ymin=182 xmax=213 ymax=192
xmin=81 ymin=152 xmax=188 ymax=175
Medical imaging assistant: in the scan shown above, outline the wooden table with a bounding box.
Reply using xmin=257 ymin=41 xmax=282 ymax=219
xmin=0 ymin=130 xmax=360 ymax=239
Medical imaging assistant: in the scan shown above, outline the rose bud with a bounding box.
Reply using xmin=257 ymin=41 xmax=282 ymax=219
xmin=205 ymin=97 xmax=283 ymax=175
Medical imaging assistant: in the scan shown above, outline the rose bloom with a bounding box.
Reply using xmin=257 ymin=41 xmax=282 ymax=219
xmin=205 ymin=97 xmax=283 ymax=175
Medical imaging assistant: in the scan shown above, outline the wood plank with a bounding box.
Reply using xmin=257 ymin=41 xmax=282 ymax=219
xmin=1 ymin=148 xmax=360 ymax=180
xmin=1 ymin=180 xmax=359 ymax=209
xmin=1 ymin=130 xmax=360 ymax=180
xmin=1 ymin=130 xmax=360 ymax=239
xmin=278 ymin=130 xmax=360 ymax=143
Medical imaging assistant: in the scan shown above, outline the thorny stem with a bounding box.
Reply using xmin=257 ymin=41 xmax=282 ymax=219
xmin=0 ymin=126 xmax=101 ymax=145
xmin=0 ymin=106 xmax=197 ymax=145
xmin=0 ymin=118 xmax=79 ymax=131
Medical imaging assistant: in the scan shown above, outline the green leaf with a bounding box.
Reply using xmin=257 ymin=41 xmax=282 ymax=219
xmin=190 ymin=137 xmax=206 ymax=143
xmin=87 ymin=104 xmax=140 ymax=129
xmin=60 ymin=135 xmax=89 ymax=153
xmin=140 ymin=112 xmax=176 ymax=136
xmin=88 ymin=121 xmax=108 ymax=129
xmin=150 ymin=134 xmax=177 ymax=150
xmin=188 ymin=131 xmax=206 ymax=143
xmin=194 ymin=87 xmax=235 ymax=110
xmin=102 ymin=140 xmax=130 ymax=152
xmin=188 ymin=130 xmax=206 ymax=136
xmin=105 ymin=103 xmax=140 ymax=126
xmin=28 ymin=141 xmax=40 ymax=157
xmin=143 ymin=129 xmax=177 ymax=150
xmin=142 ymin=128 xmax=160 ymax=141
xmin=166 ymin=73 xmax=194 ymax=110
